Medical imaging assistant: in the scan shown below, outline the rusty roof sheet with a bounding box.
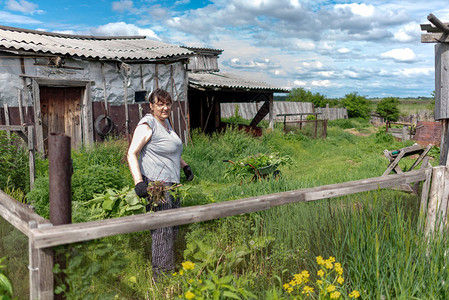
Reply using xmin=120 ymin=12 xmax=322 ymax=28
xmin=189 ymin=72 xmax=289 ymax=92
xmin=0 ymin=25 xmax=193 ymax=61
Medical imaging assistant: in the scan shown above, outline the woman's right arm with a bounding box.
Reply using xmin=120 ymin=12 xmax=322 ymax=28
xmin=127 ymin=124 xmax=152 ymax=185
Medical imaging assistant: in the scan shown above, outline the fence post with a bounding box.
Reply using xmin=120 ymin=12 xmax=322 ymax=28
xmin=425 ymin=166 xmax=449 ymax=236
xmin=48 ymin=133 xmax=72 ymax=299
xmin=29 ymin=221 xmax=54 ymax=300
xmin=49 ymin=133 xmax=72 ymax=225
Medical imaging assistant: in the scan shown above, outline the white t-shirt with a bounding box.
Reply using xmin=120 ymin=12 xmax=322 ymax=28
xmin=137 ymin=114 xmax=183 ymax=183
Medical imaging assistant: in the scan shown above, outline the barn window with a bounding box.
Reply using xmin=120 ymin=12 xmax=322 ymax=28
xmin=135 ymin=90 xmax=147 ymax=103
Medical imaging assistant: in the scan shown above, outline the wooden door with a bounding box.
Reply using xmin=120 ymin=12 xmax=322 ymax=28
xmin=40 ymin=86 xmax=83 ymax=150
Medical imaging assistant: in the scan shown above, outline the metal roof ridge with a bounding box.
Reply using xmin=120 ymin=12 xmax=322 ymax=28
xmin=0 ymin=25 xmax=146 ymax=40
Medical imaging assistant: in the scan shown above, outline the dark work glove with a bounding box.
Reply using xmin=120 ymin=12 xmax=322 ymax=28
xmin=183 ymin=165 xmax=194 ymax=181
xmin=134 ymin=181 xmax=148 ymax=198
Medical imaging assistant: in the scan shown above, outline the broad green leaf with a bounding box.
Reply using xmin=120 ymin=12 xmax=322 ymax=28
xmin=0 ymin=273 xmax=13 ymax=296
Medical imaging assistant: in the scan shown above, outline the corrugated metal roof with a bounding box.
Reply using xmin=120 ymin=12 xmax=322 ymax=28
xmin=0 ymin=25 xmax=193 ymax=61
xmin=189 ymin=72 xmax=289 ymax=92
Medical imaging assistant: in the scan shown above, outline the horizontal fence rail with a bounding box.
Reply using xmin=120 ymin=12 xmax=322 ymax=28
xmin=0 ymin=190 xmax=50 ymax=236
xmin=30 ymin=169 xmax=430 ymax=249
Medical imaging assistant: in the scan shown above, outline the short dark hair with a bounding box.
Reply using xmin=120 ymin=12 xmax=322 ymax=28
xmin=148 ymin=88 xmax=172 ymax=105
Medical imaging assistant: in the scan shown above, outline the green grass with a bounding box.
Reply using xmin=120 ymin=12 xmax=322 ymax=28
xmin=1 ymin=121 xmax=446 ymax=299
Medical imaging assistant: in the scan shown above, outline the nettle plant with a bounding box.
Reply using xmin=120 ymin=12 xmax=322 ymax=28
xmin=224 ymin=153 xmax=293 ymax=180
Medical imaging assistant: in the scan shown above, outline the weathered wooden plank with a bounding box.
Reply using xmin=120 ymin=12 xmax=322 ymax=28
xmin=421 ymin=33 xmax=449 ymax=43
xmin=0 ymin=125 xmax=27 ymax=132
xmin=82 ymin=82 xmax=94 ymax=145
xmin=0 ymin=190 xmax=50 ymax=236
xmin=28 ymin=126 xmax=36 ymax=189
xmin=32 ymin=79 xmax=45 ymax=155
xmin=29 ymin=221 xmax=54 ymax=300
xmin=418 ymin=168 xmax=432 ymax=231
xmin=3 ymin=104 xmax=10 ymax=139
xmin=30 ymin=170 xmax=428 ymax=249
xmin=425 ymin=166 xmax=447 ymax=236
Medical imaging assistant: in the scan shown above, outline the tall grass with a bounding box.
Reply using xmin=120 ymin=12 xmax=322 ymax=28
xmin=2 ymin=121 xmax=446 ymax=298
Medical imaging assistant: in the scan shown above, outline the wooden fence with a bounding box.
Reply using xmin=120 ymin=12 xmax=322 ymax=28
xmin=221 ymin=102 xmax=348 ymax=121
xmin=1 ymin=165 xmax=441 ymax=299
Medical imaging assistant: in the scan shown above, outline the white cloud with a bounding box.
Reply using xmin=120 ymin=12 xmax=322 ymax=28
xmin=338 ymin=47 xmax=350 ymax=54
xmin=90 ymin=22 xmax=159 ymax=40
xmin=334 ymin=3 xmax=375 ymax=17
xmin=6 ymin=0 xmax=44 ymax=15
xmin=317 ymin=71 xmax=335 ymax=77
xmin=393 ymin=22 xmax=420 ymax=42
xmin=293 ymin=80 xmax=307 ymax=86
xmin=381 ymin=48 xmax=417 ymax=62
xmin=301 ymin=61 xmax=323 ymax=69
xmin=311 ymin=80 xmax=333 ymax=87
xmin=395 ymin=67 xmax=433 ymax=77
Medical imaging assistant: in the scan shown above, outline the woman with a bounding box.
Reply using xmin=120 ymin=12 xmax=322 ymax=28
xmin=127 ymin=88 xmax=193 ymax=281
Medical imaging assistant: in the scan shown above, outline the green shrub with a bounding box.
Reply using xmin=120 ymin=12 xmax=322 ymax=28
xmin=72 ymin=165 xmax=129 ymax=203
xmin=340 ymin=92 xmax=370 ymax=119
xmin=376 ymin=97 xmax=400 ymax=121
xmin=287 ymin=87 xmax=328 ymax=108
xmin=26 ymin=176 xmax=50 ymax=218
xmin=0 ymin=132 xmax=29 ymax=193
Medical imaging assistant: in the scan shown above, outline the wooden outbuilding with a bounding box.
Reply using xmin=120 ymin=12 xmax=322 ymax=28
xmin=0 ymin=25 xmax=193 ymax=154
xmin=185 ymin=47 xmax=289 ymax=134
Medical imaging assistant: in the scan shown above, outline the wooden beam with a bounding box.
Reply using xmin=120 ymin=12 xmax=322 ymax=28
xmin=0 ymin=125 xmax=27 ymax=132
xmin=421 ymin=32 xmax=449 ymax=43
xmin=30 ymin=169 xmax=428 ymax=249
xmin=3 ymin=104 xmax=10 ymax=139
xmin=32 ymin=79 xmax=45 ymax=155
xmin=428 ymin=14 xmax=449 ymax=34
xmin=0 ymin=190 xmax=50 ymax=237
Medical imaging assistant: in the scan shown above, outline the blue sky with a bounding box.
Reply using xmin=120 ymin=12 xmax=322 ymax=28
xmin=0 ymin=0 xmax=447 ymax=98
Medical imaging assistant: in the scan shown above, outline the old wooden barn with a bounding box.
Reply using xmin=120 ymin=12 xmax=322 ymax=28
xmin=0 ymin=25 xmax=193 ymax=154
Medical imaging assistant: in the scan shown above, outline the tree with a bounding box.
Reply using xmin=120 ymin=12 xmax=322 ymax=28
xmin=340 ymin=92 xmax=370 ymax=119
xmin=376 ymin=97 xmax=400 ymax=121
xmin=287 ymin=87 xmax=328 ymax=108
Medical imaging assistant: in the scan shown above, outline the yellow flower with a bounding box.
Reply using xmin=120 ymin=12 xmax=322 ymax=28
xmin=316 ymin=280 xmax=323 ymax=285
xmin=330 ymin=291 xmax=341 ymax=299
xmin=302 ymin=285 xmax=314 ymax=295
xmin=317 ymin=269 xmax=324 ymax=277
xmin=179 ymin=270 xmax=184 ymax=276
xmin=128 ymin=276 xmax=137 ymax=284
xmin=188 ymin=279 xmax=194 ymax=283
xmin=172 ymin=272 xmax=177 ymax=276
xmin=289 ymin=280 xmax=297 ymax=287
xmin=182 ymin=261 xmax=195 ymax=270
xmin=325 ymin=260 xmax=334 ymax=269
xmin=283 ymin=283 xmax=290 ymax=290
xmin=185 ymin=291 xmax=195 ymax=299
xmin=301 ymin=270 xmax=310 ymax=278
xmin=335 ymin=263 xmax=343 ymax=275
xmin=326 ymin=285 xmax=336 ymax=292
xmin=294 ymin=274 xmax=304 ymax=285
xmin=328 ymin=256 xmax=336 ymax=263
xmin=349 ymin=290 xmax=361 ymax=298
xmin=316 ymin=256 xmax=325 ymax=265
xmin=337 ymin=276 xmax=344 ymax=284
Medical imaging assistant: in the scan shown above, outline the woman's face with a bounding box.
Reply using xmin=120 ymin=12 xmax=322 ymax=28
xmin=150 ymin=97 xmax=172 ymax=122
